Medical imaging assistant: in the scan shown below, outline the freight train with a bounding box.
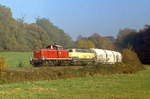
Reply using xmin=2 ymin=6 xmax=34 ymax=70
xmin=30 ymin=44 xmax=122 ymax=67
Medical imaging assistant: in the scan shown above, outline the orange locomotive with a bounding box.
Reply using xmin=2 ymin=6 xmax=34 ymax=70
xmin=30 ymin=44 xmax=72 ymax=67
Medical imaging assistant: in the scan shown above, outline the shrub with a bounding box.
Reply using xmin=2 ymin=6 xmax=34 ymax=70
xmin=0 ymin=57 xmax=7 ymax=70
xmin=122 ymin=49 xmax=144 ymax=71
xmin=18 ymin=61 xmax=25 ymax=68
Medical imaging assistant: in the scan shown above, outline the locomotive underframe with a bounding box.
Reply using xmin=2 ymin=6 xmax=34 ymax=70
xmin=30 ymin=58 xmax=96 ymax=67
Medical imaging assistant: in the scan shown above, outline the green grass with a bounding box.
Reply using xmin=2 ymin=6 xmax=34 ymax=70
xmin=0 ymin=52 xmax=32 ymax=68
xmin=0 ymin=69 xmax=150 ymax=99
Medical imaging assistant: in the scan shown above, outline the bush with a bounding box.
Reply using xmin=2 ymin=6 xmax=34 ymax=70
xmin=0 ymin=57 xmax=7 ymax=70
xmin=122 ymin=49 xmax=144 ymax=71
xmin=18 ymin=61 xmax=25 ymax=68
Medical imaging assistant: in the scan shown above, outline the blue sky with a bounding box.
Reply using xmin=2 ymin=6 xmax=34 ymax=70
xmin=0 ymin=0 xmax=150 ymax=39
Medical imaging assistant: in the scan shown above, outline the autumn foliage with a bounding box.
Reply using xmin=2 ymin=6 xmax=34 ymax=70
xmin=0 ymin=57 xmax=7 ymax=70
xmin=76 ymin=39 xmax=95 ymax=48
xmin=122 ymin=49 xmax=144 ymax=70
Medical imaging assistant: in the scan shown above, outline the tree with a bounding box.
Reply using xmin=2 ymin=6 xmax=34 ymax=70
xmin=116 ymin=28 xmax=137 ymax=49
xmin=76 ymin=38 xmax=95 ymax=49
xmin=36 ymin=18 xmax=74 ymax=48
xmin=0 ymin=5 xmax=75 ymax=51
xmin=116 ymin=25 xmax=150 ymax=64
xmin=88 ymin=33 xmax=115 ymax=50
xmin=133 ymin=25 xmax=150 ymax=64
xmin=0 ymin=5 xmax=12 ymax=24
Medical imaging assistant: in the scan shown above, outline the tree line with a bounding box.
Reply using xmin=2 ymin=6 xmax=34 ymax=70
xmin=116 ymin=25 xmax=150 ymax=64
xmin=0 ymin=5 xmax=74 ymax=51
xmin=0 ymin=5 xmax=149 ymax=64
xmin=76 ymin=25 xmax=150 ymax=64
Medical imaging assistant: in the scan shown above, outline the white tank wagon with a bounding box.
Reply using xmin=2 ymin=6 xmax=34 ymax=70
xmin=91 ymin=49 xmax=122 ymax=64
xmin=111 ymin=51 xmax=122 ymax=63
xmin=113 ymin=51 xmax=122 ymax=63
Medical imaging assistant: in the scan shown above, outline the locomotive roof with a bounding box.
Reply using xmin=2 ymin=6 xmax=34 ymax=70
xmin=54 ymin=45 xmax=63 ymax=47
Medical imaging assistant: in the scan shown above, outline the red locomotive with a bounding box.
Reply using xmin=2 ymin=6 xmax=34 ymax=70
xmin=30 ymin=44 xmax=72 ymax=66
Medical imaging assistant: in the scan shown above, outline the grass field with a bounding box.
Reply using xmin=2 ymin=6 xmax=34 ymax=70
xmin=0 ymin=52 xmax=32 ymax=68
xmin=0 ymin=68 xmax=150 ymax=99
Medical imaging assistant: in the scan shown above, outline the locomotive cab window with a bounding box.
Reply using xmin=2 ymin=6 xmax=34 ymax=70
xmin=69 ymin=49 xmax=73 ymax=52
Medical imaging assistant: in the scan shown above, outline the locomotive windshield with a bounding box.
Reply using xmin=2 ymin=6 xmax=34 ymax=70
xmin=68 ymin=49 xmax=73 ymax=52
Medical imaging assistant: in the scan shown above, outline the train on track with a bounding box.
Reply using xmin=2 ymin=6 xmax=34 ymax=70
xmin=30 ymin=44 xmax=122 ymax=67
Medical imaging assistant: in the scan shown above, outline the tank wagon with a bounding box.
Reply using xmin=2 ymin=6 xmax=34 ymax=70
xmin=30 ymin=44 xmax=122 ymax=67
xmin=91 ymin=49 xmax=122 ymax=64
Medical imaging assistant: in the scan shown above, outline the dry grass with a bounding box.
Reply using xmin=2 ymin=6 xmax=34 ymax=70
xmin=122 ymin=49 xmax=145 ymax=71
xmin=0 ymin=57 xmax=7 ymax=70
xmin=0 ymin=63 xmax=144 ymax=84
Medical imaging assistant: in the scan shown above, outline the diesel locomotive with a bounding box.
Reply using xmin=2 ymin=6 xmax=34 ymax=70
xmin=30 ymin=44 xmax=122 ymax=67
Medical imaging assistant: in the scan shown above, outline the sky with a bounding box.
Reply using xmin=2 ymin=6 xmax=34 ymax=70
xmin=0 ymin=0 xmax=150 ymax=40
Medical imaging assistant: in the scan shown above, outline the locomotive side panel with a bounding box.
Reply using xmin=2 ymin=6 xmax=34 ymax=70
xmin=58 ymin=50 xmax=69 ymax=58
xmin=47 ymin=50 xmax=58 ymax=58
xmin=31 ymin=46 xmax=71 ymax=66
xmin=34 ymin=50 xmax=41 ymax=59
xmin=69 ymin=49 xmax=96 ymax=59
xmin=33 ymin=49 xmax=69 ymax=59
